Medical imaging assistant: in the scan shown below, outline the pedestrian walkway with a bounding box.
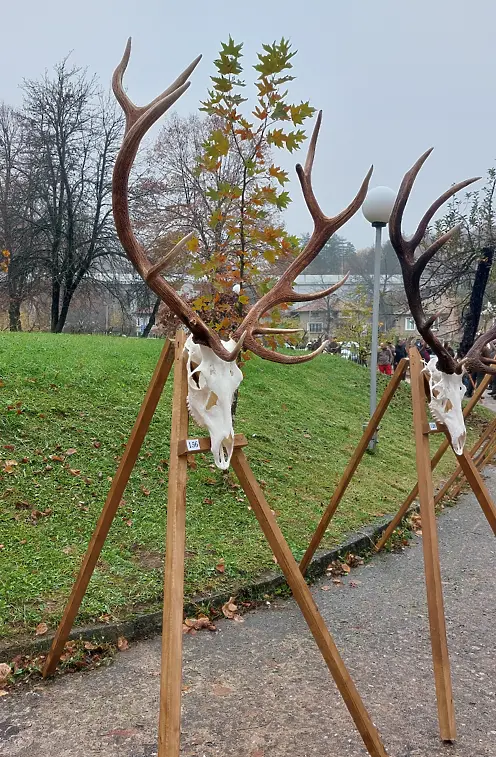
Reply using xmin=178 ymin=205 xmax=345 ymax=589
xmin=1 ymin=473 xmax=495 ymax=757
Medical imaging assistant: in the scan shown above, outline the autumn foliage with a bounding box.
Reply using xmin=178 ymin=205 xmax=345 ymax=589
xmin=155 ymin=37 xmax=315 ymax=338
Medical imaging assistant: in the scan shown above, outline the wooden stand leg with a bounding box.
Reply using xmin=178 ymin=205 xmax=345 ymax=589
xmin=409 ymin=348 xmax=456 ymax=741
xmin=231 ymin=448 xmax=388 ymax=757
xmin=158 ymin=331 xmax=189 ymax=757
xmin=43 ymin=339 xmax=174 ymax=677
xmin=300 ymin=358 xmax=407 ymax=574
xmin=434 ymin=418 xmax=496 ymax=506
xmin=452 ymin=448 xmax=496 ymax=535
xmin=375 ymin=372 xmax=492 ymax=553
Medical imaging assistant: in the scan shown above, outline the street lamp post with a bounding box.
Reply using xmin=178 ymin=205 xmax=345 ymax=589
xmin=362 ymin=186 xmax=396 ymax=451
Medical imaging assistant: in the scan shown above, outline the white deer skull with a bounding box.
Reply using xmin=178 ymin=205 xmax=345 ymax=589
xmin=184 ymin=334 xmax=243 ymax=470
xmin=424 ymin=356 xmax=467 ymax=455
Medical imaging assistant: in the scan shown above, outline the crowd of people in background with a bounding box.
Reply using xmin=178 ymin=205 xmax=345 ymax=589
xmin=308 ymin=332 xmax=496 ymax=400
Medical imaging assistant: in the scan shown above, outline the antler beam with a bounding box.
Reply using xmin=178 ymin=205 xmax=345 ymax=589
xmin=389 ymin=149 xmax=480 ymax=373
xmin=112 ymin=39 xmax=244 ymax=362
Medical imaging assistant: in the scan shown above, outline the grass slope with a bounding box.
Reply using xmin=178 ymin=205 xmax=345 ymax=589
xmin=0 ymin=333 xmax=488 ymax=639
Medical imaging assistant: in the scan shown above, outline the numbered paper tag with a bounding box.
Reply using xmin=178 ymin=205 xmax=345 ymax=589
xmin=429 ymin=422 xmax=438 ymax=431
xmin=186 ymin=438 xmax=201 ymax=452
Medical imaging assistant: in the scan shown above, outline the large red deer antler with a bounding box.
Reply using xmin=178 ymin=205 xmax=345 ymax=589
xmin=389 ymin=149 xmax=482 ymax=373
xmin=112 ymin=40 xmax=372 ymax=364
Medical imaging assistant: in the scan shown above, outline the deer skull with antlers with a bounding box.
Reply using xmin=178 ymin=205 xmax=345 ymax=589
xmin=389 ymin=150 xmax=496 ymax=455
xmin=112 ymin=39 xmax=372 ymax=468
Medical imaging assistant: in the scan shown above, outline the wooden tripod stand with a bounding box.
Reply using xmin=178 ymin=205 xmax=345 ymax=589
xmin=42 ymin=331 xmax=389 ymax=757
xmin=301 ymin=346 xmax=496 ymax=743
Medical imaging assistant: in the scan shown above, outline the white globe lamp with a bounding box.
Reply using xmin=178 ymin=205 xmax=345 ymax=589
xmin=362 ymin=185 xmax=396 ymax=451
xmin=362 ymin=186 xmax=396 ymax=227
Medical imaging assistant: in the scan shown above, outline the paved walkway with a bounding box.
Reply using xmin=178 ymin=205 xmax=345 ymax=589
xmin=1 ymin=473 xmax=495 ymax=757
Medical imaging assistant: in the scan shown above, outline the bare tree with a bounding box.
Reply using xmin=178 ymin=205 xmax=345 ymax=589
xmin=20 ymin=59 xmax=123 ymax=332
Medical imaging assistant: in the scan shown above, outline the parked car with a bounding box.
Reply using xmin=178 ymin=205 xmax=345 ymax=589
xmin=340 ymin=341 xmax=360 ymax=363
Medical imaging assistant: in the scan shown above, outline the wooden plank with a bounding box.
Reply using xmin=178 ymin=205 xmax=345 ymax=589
xmin=231 ymin=448 xmax=388 ymax=757
xmin=177 ymin=433 xmax=248 ymax=457
xmin=433 ymin=418 xmax=496 ymax=506
xmin=409 ymin=348 xmax=456 ymax=741
xmin=453 ymin=444 xmax=496 ymax=536
xmin=375 ymin=372 xmax=491 ymax=553
xmin=158 ymin=331 xmax=189 ymax=757
xmin=299 ymin=358 xmax=407 ymax=575
xmin=42 ymin=339 xmax=174 ymax=678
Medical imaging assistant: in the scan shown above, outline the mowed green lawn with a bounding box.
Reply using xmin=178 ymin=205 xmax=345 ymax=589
xmin=0 ymin=333 xmax=487 ymax=639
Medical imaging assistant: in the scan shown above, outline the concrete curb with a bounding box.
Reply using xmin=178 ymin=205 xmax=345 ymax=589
xmin=0 ymin=514 xmax=397 ymax=663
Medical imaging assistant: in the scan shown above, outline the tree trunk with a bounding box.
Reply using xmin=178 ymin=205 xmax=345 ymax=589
xmin=140 ymin=298 xmax=161 ymax=338
xmin=54 ymin=284 xmax=78 ymax=333
xmin=51 ymin=280 xmax=61 ymax=333
xmin=459 ymin=246 xmax=494 ymax=357
xmin=8 ymin=298 xmax=22 ymax=331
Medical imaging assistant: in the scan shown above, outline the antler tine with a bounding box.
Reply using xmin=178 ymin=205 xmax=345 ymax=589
xmin=231 ymin=112 xmax=371 ymax=364
xmin=252 ymin=327 xmax=303 ymax=335
xmin=146 ymin=231 xmax=196 ymax=280
xmin=389 ymin=148 xmax=434 ymax=255
xmin=247 ymin=338 xmax=330 ymax=365
xmin=295 ymin=110 xmax=324 ymax=222
xmin=412 ymin=224 xmax=462 ymax=282
xmin=465 ymin=327 xmax=496 ymax=375
xmin=113 ymin=38 xmax=202 ymax=131
xmin=410 ymin=176 xmax=480 ymax=250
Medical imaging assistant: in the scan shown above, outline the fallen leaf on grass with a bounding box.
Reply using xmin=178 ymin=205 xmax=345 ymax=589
xmin=2 ymin=460 xmax=18 ymax=474
xmin=35 ymin=622 xmax=48 ymax=636
xmin=141 ymin=485 xmax=150 ymax=496
xmin=65 ymin=448 xmax=77 ymax=456
xmin=49 ymin=454 xmax=65 ymax=462
xmin=117 ymin=636 xmax=129 ymax=651
xmin=216 ymin=559 xmax=225 ymax=573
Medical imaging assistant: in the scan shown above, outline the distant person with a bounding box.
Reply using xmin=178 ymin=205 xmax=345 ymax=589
xmin=394 ymin=340 xmax=408 ymax=369
xmin=416 ymin=340 xmax=431 ymax=362
xmin=327 ymin=336 xmax=341 ymax=354
xmin=377 ymin=343 xmax=393 ymax=376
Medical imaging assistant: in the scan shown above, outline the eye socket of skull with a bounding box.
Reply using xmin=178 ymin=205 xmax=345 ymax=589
xmin=189 ymin=363 xmax=203 ymax=389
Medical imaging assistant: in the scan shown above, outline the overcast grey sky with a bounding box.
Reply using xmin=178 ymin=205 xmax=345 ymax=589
xmin=3 ymin=0 xmax=495 ymax=249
